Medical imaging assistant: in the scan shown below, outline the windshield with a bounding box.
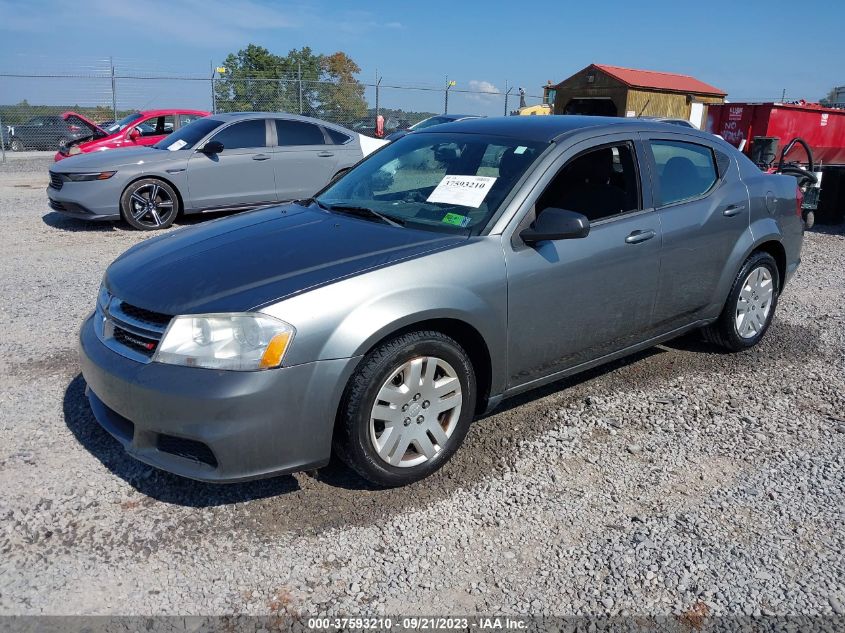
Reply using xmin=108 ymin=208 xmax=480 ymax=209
xmin=152 ymin=118 xmax=224 ymax=151
xmin=410 ymin=116 xmax=456 ymax=131
xmin=104 ymin=112 xmax=142 ymax=134
xmin=316 ymin=132 xmax=546 ymax=234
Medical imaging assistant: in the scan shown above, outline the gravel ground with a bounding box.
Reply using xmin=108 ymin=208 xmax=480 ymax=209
xmin=0 ymin=157 xmax=843 ymax=618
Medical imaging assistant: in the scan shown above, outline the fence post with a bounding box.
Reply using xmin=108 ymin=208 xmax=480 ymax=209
xmin=298 ymin=61 xmax=303 ymax=115
xmin=110 ymin=57 xmax=117 ymax=122
xmin=0 ymin=108 xmax=6 ymax=164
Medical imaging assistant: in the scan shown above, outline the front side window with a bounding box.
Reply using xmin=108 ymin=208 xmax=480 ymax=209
xmin=211 ymin=119 xmax=267 ymax=150
xmin=537 ymin=143 xmax=640 ymax=222
xmin=137 ymin=115 xmax=175 ymax=137
xmin=649 ymin=140 xmax=718 ymax=206
xmin=275 ymin=120 xmax=325 ymax=146
xmin=317 ymin=132 xmax=546 ymax=234
xmin=153 ymin=117 xmax=223 ymax=150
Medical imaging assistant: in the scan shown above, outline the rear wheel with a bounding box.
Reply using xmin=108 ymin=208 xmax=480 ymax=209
xmin=57 ymin=137 xmax=70 ymax=150
xmin=334 ymin=330 xmax=476 ymax=487
xmin=703 ymin=251 xmax=779 ymax=351
xmin=120 ymin=178 xmax=180 ymax=230
xmin=10 ymin=138 xmax=23 ymax=152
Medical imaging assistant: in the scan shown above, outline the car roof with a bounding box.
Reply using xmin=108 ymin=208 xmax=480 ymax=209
xmin=417 ymin=114 xmax=712 ymax=143
xmin=208 ymin=111 xmax=351 ymax=129
xmin=137 ymin=109 xmax=210 ymax=117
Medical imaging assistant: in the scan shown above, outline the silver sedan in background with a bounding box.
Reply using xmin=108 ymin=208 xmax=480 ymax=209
xmin=47 ymin=113 xmax=386 ymax=230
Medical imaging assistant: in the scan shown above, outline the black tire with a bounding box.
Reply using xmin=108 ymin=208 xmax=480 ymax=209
xmin=9 ymin=138 xmax=24 ymax=152
xmin=120 ymin=178 xmax=180 ymax=231
xmin=334 ymin=330 xmax=477 ymax=487
xmin=702 ymin=251 xmax=780 ymax=351
xmin=57 ymin=137 xmax=70 ymax=150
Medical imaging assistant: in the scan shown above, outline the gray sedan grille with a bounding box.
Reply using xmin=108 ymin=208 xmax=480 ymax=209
xmin=49 ymin=173 xmax=64 ymax=190
xmin=96 ymin=297 xmax=172 ymax=362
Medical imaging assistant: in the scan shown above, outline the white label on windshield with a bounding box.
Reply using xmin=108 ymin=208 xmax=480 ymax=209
xmin=426 ymin=175 xmax=497 ymax=208
xmin=514 ymin=146 xmax=527 ymax=154
xmin=167 ymin=139 xmax=187 ymax=151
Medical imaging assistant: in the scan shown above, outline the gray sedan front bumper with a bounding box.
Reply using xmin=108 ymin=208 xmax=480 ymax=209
xmin=78 ymin=313 xmax=359 ymax=482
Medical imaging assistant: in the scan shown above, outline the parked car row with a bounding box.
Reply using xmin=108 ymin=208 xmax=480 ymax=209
xmin=2 ymin=112 xmax=105 ymax=151
xmin=74 ymin=115 xmax=803 ymax=487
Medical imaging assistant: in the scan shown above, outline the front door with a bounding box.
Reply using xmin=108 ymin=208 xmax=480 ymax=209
xmin=186 ymin=118 xmax=277 ymax=210
xmin=641 ymin=134 xmax=750 ymax=330
xmin=504 ymin=137 xmax=661 ymax=390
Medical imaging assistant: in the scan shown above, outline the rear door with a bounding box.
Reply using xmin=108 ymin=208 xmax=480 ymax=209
xmin=186 ymin=118 xmax=277 ymax=210
xmin=271 ymin=119 xmax=340 ymax=200
xmin=640 ymin=133 xmax=750 ymax=330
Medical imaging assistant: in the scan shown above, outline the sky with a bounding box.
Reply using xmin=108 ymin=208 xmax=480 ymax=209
xmin=0 ymin=0 xmax=842 ymax=116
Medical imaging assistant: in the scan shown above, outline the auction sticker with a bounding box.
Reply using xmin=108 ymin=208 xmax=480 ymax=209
xmin=167 ymin=139 xmax=188 ymax=151
xmin=427 ymin=175 xmax=496 ymax=208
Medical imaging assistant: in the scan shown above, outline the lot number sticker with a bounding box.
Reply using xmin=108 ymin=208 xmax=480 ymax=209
xmin=167 ymin=139 xmax=188 ymax=151
xmin=427 ymin=175 xmax=497 ymax=208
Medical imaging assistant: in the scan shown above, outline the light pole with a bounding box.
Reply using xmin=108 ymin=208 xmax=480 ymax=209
xmin=445 ymin=78 xmax=455 ymax=114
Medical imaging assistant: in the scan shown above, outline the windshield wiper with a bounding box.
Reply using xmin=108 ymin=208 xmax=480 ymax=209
xmin=294 ymin=197 xmax=329 ymax=210
xmin=326 ymin=204 xmax=405 ymax=227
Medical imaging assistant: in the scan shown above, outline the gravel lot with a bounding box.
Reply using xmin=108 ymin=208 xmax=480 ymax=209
xmin=0 ymin=156 xmax=843 ymax=618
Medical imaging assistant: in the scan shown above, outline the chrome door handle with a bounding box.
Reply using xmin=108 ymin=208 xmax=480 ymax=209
xmin=317 ymin=152 xmax=335 ymax=157
xmin=722 ymin=204 xmax=746 ymax=217
xmin=625 ymin=229 xmax=656 ymax=244
xmin=252 ymin=154 xmax=271 ymax=161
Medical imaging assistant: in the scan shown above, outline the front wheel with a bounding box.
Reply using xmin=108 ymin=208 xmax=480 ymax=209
xmin=334 ymin=331 xmax=477 ymax=487
xmin=703 ymin=251 xmax=780 ymax=351
xmin=10 ymin=138 xmax=24 ymax=152
xmin=120 ymin=178 xmax=180 ymax=230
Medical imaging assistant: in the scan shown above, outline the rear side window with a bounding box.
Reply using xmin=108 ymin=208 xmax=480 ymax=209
xmin=649 ymin=140 xmax=718 ymax=206
xmin=212 ymin=119 xmax=267 ymax=149
xmin=325 ymin=127 xmax=352 ymax=145
xmin=275 ymin=120 xmax=325 ymax=146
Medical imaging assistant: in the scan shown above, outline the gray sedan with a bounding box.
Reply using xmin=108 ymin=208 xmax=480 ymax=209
xmin=47 ymin=113 xmax=386 ymax=230
xmin=79 ymin=116 xmax=802 ymax=487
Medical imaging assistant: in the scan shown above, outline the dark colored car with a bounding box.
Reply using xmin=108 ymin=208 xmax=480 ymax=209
xmin=79 ymin=116 xmax=802 ymax=487
xmin=384 ymin=114 xmax=483 ymax=141
xmin=4 ymin=112 xmax=105 ymax=151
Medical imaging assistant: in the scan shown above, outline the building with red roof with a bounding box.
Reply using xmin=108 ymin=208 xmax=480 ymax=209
xmin=551 ymin=63 xmax=727 ymax=129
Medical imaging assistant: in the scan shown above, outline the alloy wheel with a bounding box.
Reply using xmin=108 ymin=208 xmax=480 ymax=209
xmin=735 ymin=266 xmax=774 ymax=339
xmin=129 ymin=182 xmax=175 ymax=229
xmin=369 ymin=356 xmax=463 ymax=467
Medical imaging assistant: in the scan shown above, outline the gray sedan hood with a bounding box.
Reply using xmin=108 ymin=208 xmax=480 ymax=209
xmin=53 ymin=147 xmax=182 ymax=171
xmin=105 ymin=204 xmax=466 ymax=315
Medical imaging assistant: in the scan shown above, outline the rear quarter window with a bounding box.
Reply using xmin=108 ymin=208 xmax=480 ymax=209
xmin=648 ymin=140 xmax=718 ymax=206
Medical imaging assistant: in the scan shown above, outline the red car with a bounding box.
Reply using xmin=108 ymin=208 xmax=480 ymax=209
xmin=54 ymin=109 xmax=210 ymax=161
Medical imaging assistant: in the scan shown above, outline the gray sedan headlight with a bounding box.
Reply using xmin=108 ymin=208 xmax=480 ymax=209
xmin=154 ymin=313 xmax=295 ymax=371
xmin=66 ymin=171 xmax=116 ymax=181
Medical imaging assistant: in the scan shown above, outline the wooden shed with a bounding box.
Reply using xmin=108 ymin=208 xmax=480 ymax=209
xmin=551 ymin=64 xmax=726 ymax=129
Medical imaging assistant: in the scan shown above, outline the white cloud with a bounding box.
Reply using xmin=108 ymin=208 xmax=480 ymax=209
xmin=467 ymin=80 xmax=501 ymax=101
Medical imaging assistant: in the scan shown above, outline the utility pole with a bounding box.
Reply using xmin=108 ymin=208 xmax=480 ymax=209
xmin=375 ymin=69 xmax=381 ymax=121
xmin=781 ymin=88 xmax=786 ymax=103
xmin=504 ymin=80 xmax=511 ymax=116
xmin=110 ymin=56 xmax=117 ymax=122
xmin=0 ymin=108 xmax=6 ymax=164
xmin=445 ymin=76 xmax=455 ymax=114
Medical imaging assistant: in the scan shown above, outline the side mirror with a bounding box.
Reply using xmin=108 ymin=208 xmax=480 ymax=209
xmin=200 ymin=140 xmax=224 ymax=155
xmin=520 ymin=207 xmax=590 ymax=244
xmin=128 ymin=127 xmax=141 ymax=141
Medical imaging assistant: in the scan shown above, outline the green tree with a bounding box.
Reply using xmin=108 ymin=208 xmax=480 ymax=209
xmin=317 ymin=52 xmax=367 ymax=125
xmin=213 ymin=44 xmax=368 ymax=126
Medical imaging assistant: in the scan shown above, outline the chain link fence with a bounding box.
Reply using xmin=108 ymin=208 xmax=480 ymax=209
xmin=0 ymin=61 xmax=546 ymax=163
